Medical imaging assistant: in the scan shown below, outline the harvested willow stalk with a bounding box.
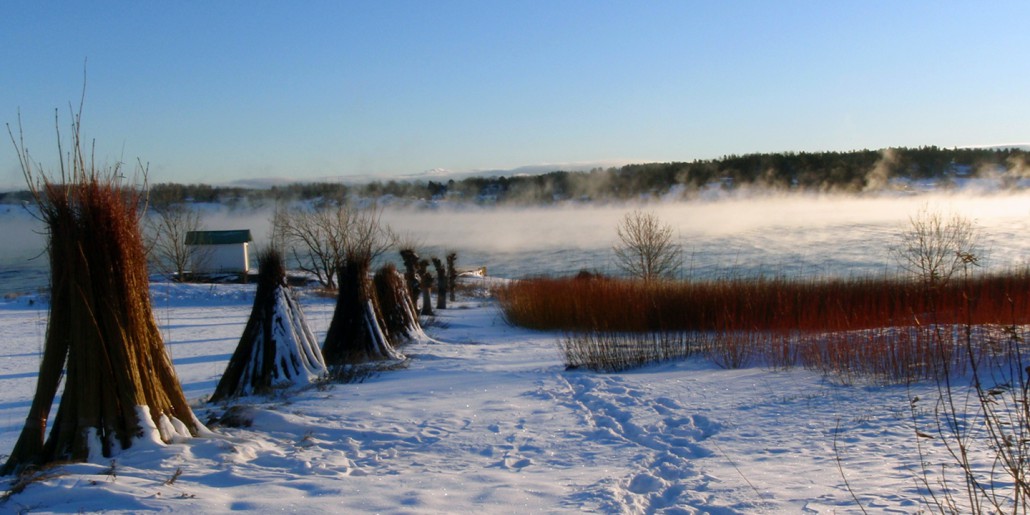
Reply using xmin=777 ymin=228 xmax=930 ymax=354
xmin=322 ymin=253 xmax=405 ymax=368
xmin=210 ymin=248 xmax=327 ymax=402
xmin=373 ymin=263 xmax=427 ymax=346
xmin=3 ymin=107 xmax=203 ymax=475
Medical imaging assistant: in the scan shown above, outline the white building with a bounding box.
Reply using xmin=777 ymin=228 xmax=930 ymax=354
xmin=185 ymin=230 xmax=253 ymax=274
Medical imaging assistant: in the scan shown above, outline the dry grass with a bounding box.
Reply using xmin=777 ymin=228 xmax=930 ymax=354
xmin=559 ymin=331 xmax=701 ymax=372
xmin=1 ymin=464 xmax=69 ymax=504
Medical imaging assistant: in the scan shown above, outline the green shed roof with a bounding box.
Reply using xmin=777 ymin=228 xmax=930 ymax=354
xmin=185 ymin=230 xmax=253 ymax=245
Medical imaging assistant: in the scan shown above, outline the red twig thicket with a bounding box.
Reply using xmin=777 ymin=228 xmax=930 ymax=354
xmin=498 ymin=273 xmax=1030 ymax=380
xmin=499 ymin=274 xmax=1030 ymax=333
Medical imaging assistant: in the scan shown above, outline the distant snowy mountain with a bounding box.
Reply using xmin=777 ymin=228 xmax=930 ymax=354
xmin=958 ymin=142 xmax=1030 ymax=151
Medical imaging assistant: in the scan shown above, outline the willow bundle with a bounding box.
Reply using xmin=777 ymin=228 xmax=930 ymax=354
xmin=210 ymin=248 xmax=327 ymax=402
xmin=373 ymin=263 xmax=426 ymax=345
xmin=3 ymin=169 xmax=202 ymax=475
xmin=322 ymin=254 xmax=404 ymax=368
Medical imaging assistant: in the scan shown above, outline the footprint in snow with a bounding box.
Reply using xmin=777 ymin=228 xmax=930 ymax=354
xmin=491 ymin=455 xmax=534 ymax=470
xmin=627 ymin=472 xmax=667 ymax=494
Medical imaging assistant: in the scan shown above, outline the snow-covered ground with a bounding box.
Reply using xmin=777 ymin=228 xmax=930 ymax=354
xmin=0 ymin=279 xmax=975 ymax=513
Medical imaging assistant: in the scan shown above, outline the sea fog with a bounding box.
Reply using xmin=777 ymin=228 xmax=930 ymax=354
xmin=2 ymin=191 xmax=1029 ymax=297
xmin=382 ymin=191 xmax=1030 ymax=279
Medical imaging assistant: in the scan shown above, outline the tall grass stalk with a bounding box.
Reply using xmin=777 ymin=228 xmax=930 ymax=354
xmin=559 ymin=331 xmax=699 ymax=372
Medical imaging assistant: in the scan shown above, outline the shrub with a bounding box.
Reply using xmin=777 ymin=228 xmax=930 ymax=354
xmin=497 ymin=273 xmax=1030 ymax=334
xmin=497 ymin=272 xmax=1030 ymax=382
xmin=559 ymin=331 xmax=699 ymax=372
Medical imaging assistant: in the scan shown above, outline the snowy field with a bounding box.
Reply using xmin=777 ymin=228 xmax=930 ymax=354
xmin=0 ymin=279 xmax=969 ymax=513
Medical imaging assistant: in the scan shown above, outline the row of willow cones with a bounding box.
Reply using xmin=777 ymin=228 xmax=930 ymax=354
xmin=211 ymin=248 xmax=427 ymax=403
xmin=4 ymin=174 xmax=427 ymax=475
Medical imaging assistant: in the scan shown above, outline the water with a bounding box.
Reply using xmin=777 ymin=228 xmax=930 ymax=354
xmin=417 ymin=228 xmax=895 ymax=281
xmin=0 ymin=207 xmax=48 ymax=297
xmin=3 ymin=191 xmax=1030 ymax=296
xmin=385 ymin=192 xmax=1030 ymax=280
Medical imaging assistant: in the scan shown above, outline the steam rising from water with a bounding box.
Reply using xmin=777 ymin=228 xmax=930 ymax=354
xmin=379 ymin=192 xmax=1030 ymax=278
xmin=2 ymin=191 xmax=1029 ymax=294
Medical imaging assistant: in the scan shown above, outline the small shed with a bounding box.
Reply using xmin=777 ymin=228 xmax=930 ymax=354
xmin=185 ymin=230 xmax=253 ymax=274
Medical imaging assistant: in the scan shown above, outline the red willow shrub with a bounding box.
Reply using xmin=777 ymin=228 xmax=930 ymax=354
xmin=497 ymin=273 xmax=1030 ymax=333
xmin=497 ymin=273 xmax=1030 ymax=381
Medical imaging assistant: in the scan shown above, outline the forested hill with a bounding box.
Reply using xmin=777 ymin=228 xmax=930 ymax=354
xmin=3 ymin=146 xmax=1027 ymax=207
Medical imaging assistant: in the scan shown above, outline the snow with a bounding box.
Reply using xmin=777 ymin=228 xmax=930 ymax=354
xmin=216 ymin=282 xmax=327 ymax=399
xmin=0 ymin=279 xmax=996 ymax=513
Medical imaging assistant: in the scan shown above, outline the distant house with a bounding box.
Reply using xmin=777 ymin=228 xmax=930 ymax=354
xmin=185 ymin=230 xmax=253 ymax=274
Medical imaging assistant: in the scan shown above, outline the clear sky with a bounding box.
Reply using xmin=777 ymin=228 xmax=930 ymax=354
xmin=2 ymin=1 xmax=1029 ymax=189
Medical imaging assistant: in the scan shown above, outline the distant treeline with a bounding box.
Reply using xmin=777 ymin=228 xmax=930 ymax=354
xmin=3 ymin=146 xmax=1027 ymax=207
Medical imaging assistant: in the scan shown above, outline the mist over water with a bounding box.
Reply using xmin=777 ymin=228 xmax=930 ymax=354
xmin=383 ymin=192 xmax=1030 ymax=279
xmin=0 ymin=206 xmax=47 ymax=296
xmin=2 ymin=191 xmax=1029 ymax=296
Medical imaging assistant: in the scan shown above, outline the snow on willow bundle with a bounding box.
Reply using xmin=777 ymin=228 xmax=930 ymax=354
xmin=210 ymin=248 xmax=327 ymax=402
xmin=374 ymin=262 xmax=427 ymax=346
xmin=322 ymin=253 xmax=405 ymax=368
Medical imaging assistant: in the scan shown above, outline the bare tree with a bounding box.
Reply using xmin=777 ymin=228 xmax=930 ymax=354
xmin=272 ymin=200 xmax=348 ymax=289
xmin=273 ymin=200 xmax=395 ymax=289
xmin=348 ymin=204 xmax=397 ymax=260
xmin=891 ymin=205 xmax=981 ymax=288
xmin=612 ymin=209 xmax=682 ymax=281
xmin=144 ymin=203 xmax=206 ymax=281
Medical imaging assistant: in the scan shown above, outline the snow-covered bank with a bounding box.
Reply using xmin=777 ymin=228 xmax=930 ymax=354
xmin=0 ymin=282 xmax=987 ymax=512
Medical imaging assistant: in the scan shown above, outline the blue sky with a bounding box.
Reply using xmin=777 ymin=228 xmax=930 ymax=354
xmin=2 ymin=1 xmax=1028 ymax=189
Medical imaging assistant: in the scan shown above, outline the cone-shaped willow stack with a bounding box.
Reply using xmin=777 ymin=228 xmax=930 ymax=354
xmin=210 ymin=249 xmax=327 ymax=402
xmin=322 ymin=253 xmax=405 ymax=367
xmin=373 ymin=263 xmax=427 ymax=345
xmin=3 ymin=118 xmax=203 ymax=475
